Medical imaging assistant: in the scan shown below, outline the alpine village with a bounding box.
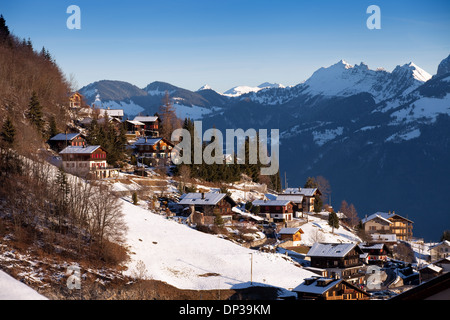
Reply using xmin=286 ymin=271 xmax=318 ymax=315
xmin=0 ymin=14 xmax=449 ymax=302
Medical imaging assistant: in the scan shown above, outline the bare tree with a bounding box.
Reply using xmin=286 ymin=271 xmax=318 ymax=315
xmin=158 ymin=91 xmax=182 ymax=142
xmin=309 ymin=228 xmax=325 ymax=244
xmin=88 ymin=184 xmax=127 ymax=248
xmin=315 ymin=176 xmax=331 ymax=204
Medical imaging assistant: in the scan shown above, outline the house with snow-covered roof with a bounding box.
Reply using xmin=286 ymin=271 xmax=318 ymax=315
xmin=133 ymin=115 xmax=160 ymax=137
xmin=362 ymin=211 xmax=413 ymax=241
xmin=48 ymin=132 xmax=86 ymax=152
xmin=252 ymin=199 xmax=294 ymax=222
xmin=307 ymin=243 xmax=366 ymax=285
xmin=179 ymin=192 xmax=237 ymax=224
xmin=430 ymin=240 xmax=450 ymax=262
xmin=358 ymin=243 xmax=390 ymax=264
xmin=59 ymin=145 xmax=119 ymax=179
xmin=278 ymin=227 xmax=304 ymax=246
xmin=133 ymin=137 xmax=174 ymax=166
xmin=279 ymin=187 xmax=321 ymax=213
xmin=292 ymin=276 xmax=370 ymax=300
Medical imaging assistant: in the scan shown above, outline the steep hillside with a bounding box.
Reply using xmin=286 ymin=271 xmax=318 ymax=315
xmin=0 ymin=18 xmax=71 ymax=153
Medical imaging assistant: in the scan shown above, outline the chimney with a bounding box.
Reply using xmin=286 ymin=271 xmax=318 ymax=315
xmin=201 ymin=192 xmax=205 ymax=199
xmin=145 ymin=136 xmax=147 ymax=143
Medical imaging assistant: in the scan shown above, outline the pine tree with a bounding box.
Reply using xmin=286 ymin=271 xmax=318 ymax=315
xmin=1 ymin=116 xmax=16 ymax=147
xmin=27 ymin=91 xmax=45 ymax=133
xmin=214 ymin=213 xmax=224 ymax=228
xmin=48 ymin=116 xmax=58 ymax=139
xmin=328 ymin=211 xmax=340 ymax=234
xmin=0 ymin=15 xmax=10 ymax=41
xmin=441 ymin=230 xmax=450 ymax=241
xmin=55 ymin=168 xmax=70 ymax=230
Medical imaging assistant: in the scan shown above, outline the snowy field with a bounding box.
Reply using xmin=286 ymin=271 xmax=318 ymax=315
xmin=121 ymin=199 xmax=316 ymax=292
xmin=0 ymin=270 xmax=47 ymax=300
xmin=297 ymin=214 xmax=361 ymax=246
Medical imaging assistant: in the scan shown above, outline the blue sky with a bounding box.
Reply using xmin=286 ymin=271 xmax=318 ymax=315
xmin=2 ymin=0 xmax=450 ymax=92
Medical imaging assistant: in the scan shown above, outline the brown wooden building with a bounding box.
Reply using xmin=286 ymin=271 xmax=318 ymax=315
xmin=69 ymin=92 xmax=84 ymax=109
xmin=293 ymin=277 xmax=370 ymax=300
xmin=59 ymin=145 xmax=118 ymax=179
xmin=179 ymin=192 xmax=237 ymax=224
xmin=362 ymin=211 xmax=413 ymax=241
xmin=133 ymin=116 xmax=160 ymax=138
xmin=252 ymin=199 xmax=294 ymax=222
xmin=359 ymin=243 xmax=390 ymax=264
xmin=278 ymin=187 xmax=322 ymax=214
xmin=307 ymin=243 xmax=366 ymax=284
xmin=48 ymin=133 xmax=86 ymax=152
xmin=134 ymin=137 xmax=174 ymax=166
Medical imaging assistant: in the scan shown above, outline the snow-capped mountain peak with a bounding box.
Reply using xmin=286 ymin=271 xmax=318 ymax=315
xmin=397 ymin=62 xmax=432 ymax=82
xmin=257 ymin=82 xmax=285 ymax=89
xmin=436 ymin=54 xmax=450 ymax=77
xmin=197 ymin=84 xmax=213 ymax=91
xmin=222 ymin=85 xmax=262 ymax=97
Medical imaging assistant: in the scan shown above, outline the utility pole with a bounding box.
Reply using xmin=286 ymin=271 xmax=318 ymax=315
xmin=250 ymin=252 xmax=253 ymax=286
xmin=284 ymin=171 xmax=287 ymax=190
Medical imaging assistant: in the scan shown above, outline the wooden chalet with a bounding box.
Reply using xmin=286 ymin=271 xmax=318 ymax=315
xmin=133 ymin=116 xmax=160 ymax=138
xmin=430 ymin=240 xmax=450 ymax=262
xmin=97 ymin=108 xmax=124 ymax=122
xmin=278 ymin=187 xmax=321 ymax=214
xmin=362 ymin=211 xmax=413 ymax=241
xmin=252 ymin=199 xmax=294 ymax=222
xmin=419 ymin=264 xmax=444 ymax=282
xmin=179 ymin=192 xmax=237 ymax=225
xmin=278 ymin=227 xmax=304 ymax=246
xmin=293 ymin=276 xmax=370 ymax=300
xmin=307 ymin=243 xmax=366 ymax=285
xmin=48 ymin=132 xmax=86 ymax=152
xmin=69 ymin=92 xmax=84 ymax=109
xmin=390 ymin=271 xmax=450 ymax=300
xmin=125 ymin=120 xmax=145 ymax=139
xmin=359 ymin=243 xmax=390 ymax=264
xmin=134 ymin=137 xmax=174 ymax=166
xmin=59 ymin=145 xmax=118 ymax=179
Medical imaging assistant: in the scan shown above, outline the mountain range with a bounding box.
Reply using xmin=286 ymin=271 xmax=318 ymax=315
xmin=78 ymin=54 xmax=450 ymax=241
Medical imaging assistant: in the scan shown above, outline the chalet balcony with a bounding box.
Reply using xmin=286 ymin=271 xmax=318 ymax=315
xmin=89 ymin=166 xmax=120 ymax=179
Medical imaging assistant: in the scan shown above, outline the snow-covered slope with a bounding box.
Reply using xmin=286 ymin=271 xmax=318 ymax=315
xmin=223 ymin=85 xmax=263 ymax=97
xmin=223 ymin=82 xmax=285 ymax=97
xmin=121 ymin=200 xmax=315 ymax=291
xmin=0 ymin=270 xmax=47 ymax=300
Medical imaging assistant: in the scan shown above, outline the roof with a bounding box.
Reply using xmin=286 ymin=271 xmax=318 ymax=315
xmin=362 ymin=212 xmax=413 ymax=224
xmin=279 ymin=227 xmax=303 ymax=235
xmin=370 ymin=233 xmax=397 ymax=242
xmin=307 ymin=243 xmax=360 ymax=258
xmin=276 ymin=194 xmax=304 ymax=203
xmin=419 ymin=264 xmax=442 ymax=273
xmin=292 ymin=277 xmax=342 ymax=295
xmin=390 ymin=271 xmax=450 ymax=300
xmin=282 ymin=187 xmax=319 ymax=197
xmin=178 ymin=193 xmax=236 ymax=206
xmin=133 ymin=116 xmax=159 ymax=123
xmin=126 ymin=120 xmax=145 ymax=126
xmin=98 ymin=109 xmax=124 ymax=117
xmin=49 ymin=133 xmax=81 ymax=141
xmin=430 ymin=240 xmax=450 ymax=250
xmin=359 ymin=243 xmax=386 ymax=250
xmin=59 ymin=145 xmax=102 ymax=155
xmin=252 ymin=199 xmax=291 ymax=207
xmin=134 ymin=137 xmax=163 ymax=146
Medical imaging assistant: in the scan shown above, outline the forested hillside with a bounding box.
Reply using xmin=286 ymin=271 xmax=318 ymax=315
xmin=0 ymin=15 xmax=71 ymax=154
